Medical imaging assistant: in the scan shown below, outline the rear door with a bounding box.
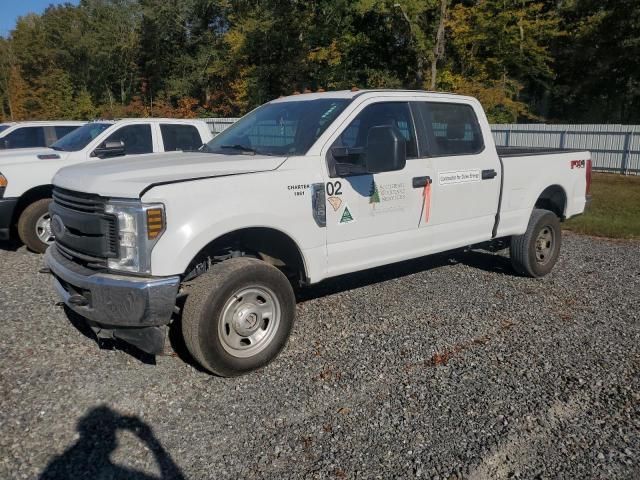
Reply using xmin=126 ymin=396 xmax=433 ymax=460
xmin=323 ymin=100 xmax=432 ymax=276
xmin=413 ymin=101 xmax=501 ymax=249
xmin=159 ymin=123 xmax=204 ymax=152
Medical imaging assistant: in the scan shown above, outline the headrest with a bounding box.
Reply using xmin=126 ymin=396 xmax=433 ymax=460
xmin=447 ymin=123 xmax=466 ymax=140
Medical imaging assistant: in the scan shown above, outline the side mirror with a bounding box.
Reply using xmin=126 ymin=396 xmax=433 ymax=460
xmin=365 ymin=125 xmax=407 ymax=174
xmin=93 ymin=140 xmax=125 ymax=159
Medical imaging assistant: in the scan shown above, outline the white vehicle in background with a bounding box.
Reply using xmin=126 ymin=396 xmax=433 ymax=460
xmin=45 ymin=90 xmax=592 ymax=376
xmin=0 ymin=118 xmax=212 ymax=252
xmin=0 ymin=121 xmax=84 ymax=150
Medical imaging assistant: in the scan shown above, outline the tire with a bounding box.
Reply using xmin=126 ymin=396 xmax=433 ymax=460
xmin=510 ymin=208 xmax=562 ymax=278
xmin=182 ymin=257 xmax=296 ymax=376
xmin=17 ymin=198 xmax=54 ymax=254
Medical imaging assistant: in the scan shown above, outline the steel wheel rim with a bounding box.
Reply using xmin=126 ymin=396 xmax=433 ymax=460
xmin=36 ymin=213 xmax=55 ymax=244
xmin=218 ymin=286 xmax=281 ymax=358
xmin=535 ymin=225 xmax=555 ymax=265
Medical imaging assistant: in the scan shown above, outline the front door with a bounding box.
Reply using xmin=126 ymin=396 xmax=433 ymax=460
xmin=323 ymin=101 xmax=432 ymax=277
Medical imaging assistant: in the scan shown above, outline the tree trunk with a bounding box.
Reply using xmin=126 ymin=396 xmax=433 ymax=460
xmin=431 ymin=0 xmax=449 ymax=90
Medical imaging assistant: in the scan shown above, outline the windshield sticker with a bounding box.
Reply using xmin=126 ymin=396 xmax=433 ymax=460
xmin=339 ymin=205 xmax=355 ymax=224
xmin=287 ymin=184 xmax=310 ymax=197
xmin=328 ymin=196 xmax=342 ymax=212
xmin=438 ymin=170 xmax=481 ymax=186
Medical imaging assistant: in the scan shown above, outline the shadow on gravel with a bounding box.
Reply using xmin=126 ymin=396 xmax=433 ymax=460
xmin=0 ymin=238 xmax=22 ymax=252
xmin=297 ymin=248 xmax=517 ymax=302
xmin=454 ymin=250 xmax=516 ymax=276
xmin=39 ymin=406 xmax=186 ymax=480
xmin=63 ymin=306 xmax=157 ymax=365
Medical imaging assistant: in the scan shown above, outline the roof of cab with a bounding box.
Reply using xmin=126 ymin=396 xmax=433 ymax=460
xmin=88 ymin=118 xmax=208 ymax=125
xmin=270 ymin=89 xmax=466 ymax=103
xmin=2 ymin=120 xmax=85 ymax=126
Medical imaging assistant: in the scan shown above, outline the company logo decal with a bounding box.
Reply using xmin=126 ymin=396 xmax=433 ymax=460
xmin=367 ymin=181 xmax=406 ymax=216
xmin=438 ymin=170 xmax=481 ymax=186
xmin=339 ymin=205 xmax=355 ymax=224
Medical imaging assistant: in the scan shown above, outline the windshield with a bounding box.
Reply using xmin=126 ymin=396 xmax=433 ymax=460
xmin=205 ymin=99 xmax=350 ymax=156
xmin=51 ymin=122 xmax=112 ymax=152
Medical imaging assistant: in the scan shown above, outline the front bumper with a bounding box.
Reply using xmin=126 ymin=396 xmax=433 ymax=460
xmin=45 ymin=245 xmax=180 ymax=353
xmin=0 ymin=197 xmax=18 ymax=241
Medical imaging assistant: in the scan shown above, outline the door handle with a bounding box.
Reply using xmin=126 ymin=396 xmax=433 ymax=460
xmin=412 ymin=176 xmax=432 ymax=188
xmin=482 ymin=169 xmax=498 ymax=180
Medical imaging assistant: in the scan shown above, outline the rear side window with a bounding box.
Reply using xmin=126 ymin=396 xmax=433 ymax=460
xmin=1 ymin=127 xmax=46 ymax=149
xmin=415 ymin=102 xmax=484 ymax=156
xmin=104 ymin=124 xmax=153 ymax=155
xmin=54 ymin=126 xmax=80 ymax=140
xmin=160 ymin=124 xmax=202 ymax=151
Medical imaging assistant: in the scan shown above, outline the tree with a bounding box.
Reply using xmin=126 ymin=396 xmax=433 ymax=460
xmin=444 ymin=0 xmax=562 ymax=121
xmin=369 ymin=181 xmax=380 ymax=205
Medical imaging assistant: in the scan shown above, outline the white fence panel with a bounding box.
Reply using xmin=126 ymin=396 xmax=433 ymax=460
xmin=492 ymin=124 xmax=640 ymax=175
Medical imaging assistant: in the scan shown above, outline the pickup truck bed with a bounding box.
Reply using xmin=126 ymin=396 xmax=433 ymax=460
xmin=497 ymin=146 xmax=585 ymax=157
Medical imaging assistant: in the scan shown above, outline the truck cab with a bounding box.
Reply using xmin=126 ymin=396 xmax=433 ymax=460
xmin=44 ymin=90 xmax=591 ymax=376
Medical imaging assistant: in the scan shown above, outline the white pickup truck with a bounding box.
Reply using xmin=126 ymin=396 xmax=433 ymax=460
xmin=0 ymin=118 xmax=212 ymax=252
xmin=44 ymin=90 xmax=592 ymax=376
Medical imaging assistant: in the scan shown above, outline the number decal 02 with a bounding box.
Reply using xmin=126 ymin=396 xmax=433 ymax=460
xmin=326 ymin=181 xmax=342 ymax=196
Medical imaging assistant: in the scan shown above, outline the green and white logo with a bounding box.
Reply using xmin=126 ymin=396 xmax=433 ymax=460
xmin=340 ymin=206 xmax=354 ymax=224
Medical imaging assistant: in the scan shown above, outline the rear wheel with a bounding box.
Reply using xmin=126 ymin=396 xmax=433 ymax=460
xmin=182 ymin=257 xmax=296 ymax=376
xmin=510 ymin=208 xmax=562 ymax=278
xmin=17 ymin=198 xmax=54 ymax=253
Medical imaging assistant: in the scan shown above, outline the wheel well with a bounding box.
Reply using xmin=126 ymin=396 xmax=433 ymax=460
xmin=184 ymin=227 xmax=308 ymax=284
xmin=12 ymin=185 xmax=53 ymax=225
xmin=535 ymin=185 xmax=566 ymax=220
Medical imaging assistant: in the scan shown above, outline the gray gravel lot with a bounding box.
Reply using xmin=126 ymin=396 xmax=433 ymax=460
xmin=0 ymin=233 xmax=638 ymax=479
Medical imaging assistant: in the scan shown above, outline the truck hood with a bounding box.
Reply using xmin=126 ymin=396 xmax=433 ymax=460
xmin=53 ymin=151 xmax=287 ymax=198
xmin=0 ymin=148 xmax=70 ymax=167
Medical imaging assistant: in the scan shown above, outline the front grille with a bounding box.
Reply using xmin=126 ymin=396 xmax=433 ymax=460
xmin=51 ymin=188 xmax=118 ymax=267
xmin=52 ymin=188 xmax=106 ymax=213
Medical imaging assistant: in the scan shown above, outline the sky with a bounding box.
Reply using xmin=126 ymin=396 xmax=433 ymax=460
xmin=0 ymin=0 xmax=79 ymax=37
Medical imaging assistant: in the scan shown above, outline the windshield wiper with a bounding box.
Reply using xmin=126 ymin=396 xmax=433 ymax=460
xmin=220 ymin=144 xmax=257 ymax=155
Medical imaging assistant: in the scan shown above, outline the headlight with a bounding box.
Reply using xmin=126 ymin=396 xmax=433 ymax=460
xmin=0 ymin=174 xmax=7 ymax=198
xmin=105 ymin=200 xmax=166 ymax=274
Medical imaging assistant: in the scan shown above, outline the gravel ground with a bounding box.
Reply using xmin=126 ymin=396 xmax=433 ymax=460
xmin=0 ymin=232 xmax=638 ymax=479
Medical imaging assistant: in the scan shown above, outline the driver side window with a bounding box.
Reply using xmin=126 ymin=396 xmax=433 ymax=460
xmin=104 ymin=124 xmax=153 ymax=155
xmin=330 ymin=102 xmax=418 ymax=170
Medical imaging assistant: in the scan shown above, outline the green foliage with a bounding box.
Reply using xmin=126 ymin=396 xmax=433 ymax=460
xmin=0 ymin=0 xmax=636 ymax=122
xmin=565 ymin=174 xmax=640 ymax=239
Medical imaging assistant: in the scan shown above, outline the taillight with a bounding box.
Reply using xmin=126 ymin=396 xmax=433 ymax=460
xmin=586 ymin=159 xmax=592 ymax=196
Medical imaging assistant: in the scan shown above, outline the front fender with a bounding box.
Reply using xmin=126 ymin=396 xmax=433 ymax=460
xmin=144 ymin=168 xmax=326 ymax=279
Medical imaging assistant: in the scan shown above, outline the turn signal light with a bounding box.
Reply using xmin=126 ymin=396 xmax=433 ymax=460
xmin=146 ymin=208 xmax=164 ymax=240
xmin=0 ymin=174 xmax=7 ymax=187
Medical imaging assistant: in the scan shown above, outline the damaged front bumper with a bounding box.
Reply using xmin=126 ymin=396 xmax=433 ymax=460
xmin=45 ymin=245 xmax=180 ymax=354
